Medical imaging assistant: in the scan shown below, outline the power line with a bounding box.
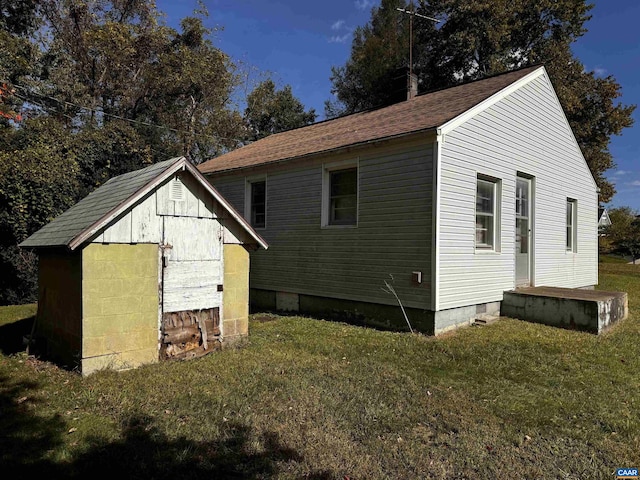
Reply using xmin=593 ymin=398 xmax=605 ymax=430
xmin=11 ymin=90 xmax=195 ymax=161
xmin=7 ymin=82 xmax=248 ymax=145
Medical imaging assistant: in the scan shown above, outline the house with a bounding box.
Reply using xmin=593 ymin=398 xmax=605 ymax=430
xmin=598 ymin=207 xmax=612 ymax=234
xmin=20 ymin=157 xmax=267 ymax=375
xmin=198 ymin=65 xmax=598 ymax=335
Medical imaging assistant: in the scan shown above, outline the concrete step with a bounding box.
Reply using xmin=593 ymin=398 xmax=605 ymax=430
xmin=501 ymin=286 xmax=628 ymax=334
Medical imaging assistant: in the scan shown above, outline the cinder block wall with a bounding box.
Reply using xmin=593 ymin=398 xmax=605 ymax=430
xmin=222 ymin=244 xmax=249 ymax=342
xmin=37 ymin=251 xmax=83 ymax=368
xmin=81 ymin=244 xmax=158 ymax=375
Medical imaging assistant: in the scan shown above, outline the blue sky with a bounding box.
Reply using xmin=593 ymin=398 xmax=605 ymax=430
xmin=157 ymin=0 xmax=639 ymax=210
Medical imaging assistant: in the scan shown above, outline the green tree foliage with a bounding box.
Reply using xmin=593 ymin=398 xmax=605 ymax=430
xmin=325 ymin=0 xmax=417 ymax=117
xmin=0 ymin=1 xmax=315 ymax=304
xmin=0 ymin=0 xmax=40 ymax=122
xmin=0 ymin=118 xmax=80 ymax=303
xmin=36 ymin=0 xmax=244 ymax=164
xmin=601 ymin=207 xmax=640 ymax=262
xmin=245 ymin=79 xmax=316 ymax=141
xmin=327 ymin=0 xmax=635 ymax=203
xmin=73 ymin=121 xmax=152 ymax=197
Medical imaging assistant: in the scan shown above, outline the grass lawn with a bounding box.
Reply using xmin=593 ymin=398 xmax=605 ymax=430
xmin=1 ymin=266 xmax=639 ymax=479
xmin=599 ymin=254 xmax=632 ymax=264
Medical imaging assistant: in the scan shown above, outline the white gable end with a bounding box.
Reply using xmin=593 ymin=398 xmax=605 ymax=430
xmin=435 ymin=69 xmax=598 ymax=310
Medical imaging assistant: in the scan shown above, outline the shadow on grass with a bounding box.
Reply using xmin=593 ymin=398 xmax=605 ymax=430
xmin=0 ymin=372 xmax=334 ymax=479
xmin=0 ymin=315 xmax=34 ymax=355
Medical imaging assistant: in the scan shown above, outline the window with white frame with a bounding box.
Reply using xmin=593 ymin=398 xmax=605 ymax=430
xmin=245 ymin=177 xmax=266 ymax=229
xmin=566 ymin=198 xmax=577 ymax=252
xmin=323 ymin=162 xmax=358 ymax=226
xmin=475 ymin=176 xmax=499 ymax=250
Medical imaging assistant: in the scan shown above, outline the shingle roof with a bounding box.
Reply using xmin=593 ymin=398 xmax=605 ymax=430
xmin=199 ymin=66 xmax=542 ymax=175
xmin=20 ymin=157 xmax=182 ymax=249
xmin=20 ymin=157 xmax=268 ymax=250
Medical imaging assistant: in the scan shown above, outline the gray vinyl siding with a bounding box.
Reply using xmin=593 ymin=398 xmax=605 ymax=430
xmin=213 ymin=178 xmax=245 ymax=214
xmin=437 ymin=72 xmax=598 ymax=310
xmin=209 ymin=137 xmax=434 ymax=309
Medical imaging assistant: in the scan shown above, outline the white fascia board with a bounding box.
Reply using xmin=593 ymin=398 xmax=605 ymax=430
xmin=437 ymin=65 xmax=598 ymax=193
xmin=185 ymin=162 xmax=269 ymax=250
xmin=539 ymin=68 xmax=599 ymax=192
xmin=70 ymin=157 xmax=268 ymax=251
xmin=437 ymin=66 xmax=546 ymax=137
xmin=68 ymin=157 xmax=187 ymax=250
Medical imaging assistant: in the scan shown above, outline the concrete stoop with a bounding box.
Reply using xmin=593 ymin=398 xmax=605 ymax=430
xmin=501 ymin=286 xmax=628 ymax=334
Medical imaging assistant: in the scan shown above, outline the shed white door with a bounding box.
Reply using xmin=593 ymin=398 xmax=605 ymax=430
xmin=162 ymin=216 xmax=223 ymax=313
xmin=515 ymin=177 xmax=532 ymax=287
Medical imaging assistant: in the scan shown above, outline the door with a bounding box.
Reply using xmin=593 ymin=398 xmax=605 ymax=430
xmin=160 ymin=216 xmax=223 ymax=359
xmin=515 ymin=176 xmax=532 ymax=287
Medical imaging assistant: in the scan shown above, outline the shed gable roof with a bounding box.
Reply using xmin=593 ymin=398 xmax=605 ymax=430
xmin=199 ymin=65 xmax=542 ymax=175
xmin=20 ymin=157 xmax=267 ymax=250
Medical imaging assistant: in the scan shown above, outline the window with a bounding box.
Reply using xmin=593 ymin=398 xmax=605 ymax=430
xmin=475 ymin=176 xmax=499 ymax=250
xmin=566 ymin=198 xmax=576 ymax=252
xmin=245 ymin=177 xmax=266 ymax=229
xmin=323 ymin=163 xmax=358 ymax=227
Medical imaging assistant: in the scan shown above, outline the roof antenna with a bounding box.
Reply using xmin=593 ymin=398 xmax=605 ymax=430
xmin=396 ymin=1 xmax=438 ymax=99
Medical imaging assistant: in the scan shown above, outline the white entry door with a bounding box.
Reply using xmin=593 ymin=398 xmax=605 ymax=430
xmin=162 ymin=216 xmax=223 ymax=313
xmin=515 ymin=177 xmax=532 ymax=287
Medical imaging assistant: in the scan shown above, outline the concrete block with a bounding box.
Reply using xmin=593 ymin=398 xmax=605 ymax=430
xmin=83 ymin=335 xmax=106 ymax=358
xmin=223 ymin=319 xmax=237 ymax=337
xmin=128 ymin=312 xmax=157 ymax=331
xmin=138 ymin=295 xmax=160 ymax=315
xmin=81 ymin=348 xmax=158 ymax=376
xmin=105 ymin=332 xmax=128 ymax=352
xmin=485 ymin=302 xmax=501 ymax=315
xmin=223 ymin=302 xmax=247 ymax=322
xmin=434 ymin=305 xmax=475 ymax=335
xmin=83 ymin=298 xmax=103 ymax=318
xmin=101 ymin=297 xmax=131 ymax=316
xmin=124 ymin=330 xmax=155 ymax=352
xmin=237 ymin=319 xmax=249 ymax=336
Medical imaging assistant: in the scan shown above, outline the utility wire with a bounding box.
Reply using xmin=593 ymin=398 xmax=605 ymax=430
xmin=7 ymin=82 xmax=248 ymax=145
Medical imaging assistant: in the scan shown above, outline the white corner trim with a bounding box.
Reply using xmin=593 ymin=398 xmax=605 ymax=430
xmin=437 ymin=66 xmax=545 ymax=136
xmin=432 ymin=137 xmax=442 ymax=311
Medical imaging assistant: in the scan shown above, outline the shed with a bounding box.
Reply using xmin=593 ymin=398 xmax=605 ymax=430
xmin=200 ymin=65 xmax=600 ymax=335
xmin=20 ymin=157 xmax=267 ymax=375
xmin=598 ymin=207 xmax=612 ymax=233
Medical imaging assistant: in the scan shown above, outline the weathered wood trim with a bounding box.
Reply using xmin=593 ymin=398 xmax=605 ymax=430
xmin=69 ymin=157 xmax=268 ymax=251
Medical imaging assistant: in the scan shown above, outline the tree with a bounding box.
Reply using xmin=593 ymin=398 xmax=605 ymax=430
xmin=325 ymin=0 xmax=418 ymax=117
xmin=601 ymin=207 xmax=640 ymax=263
xmin=327 ymin=0 xmax=635 ymax=203
xmin=0 ymin=0 xmax=252 ymax=303
xmin=245 ymin=79 xmax=316 ymax=141
xmin=0 ymin=117 xmax=80 ymax=304
xmin=34 ymin=0 xmax=245 ymax=164
xmin=0 ymin=0 xmax=40 ymax=123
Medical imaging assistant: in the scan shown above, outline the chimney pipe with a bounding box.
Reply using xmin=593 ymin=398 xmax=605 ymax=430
xmin=407 ymin=71 xmax=418 ymax=100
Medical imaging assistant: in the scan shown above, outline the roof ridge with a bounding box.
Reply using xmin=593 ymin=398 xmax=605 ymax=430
xmin=198 ymin=65 xmax=544 ymax=175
